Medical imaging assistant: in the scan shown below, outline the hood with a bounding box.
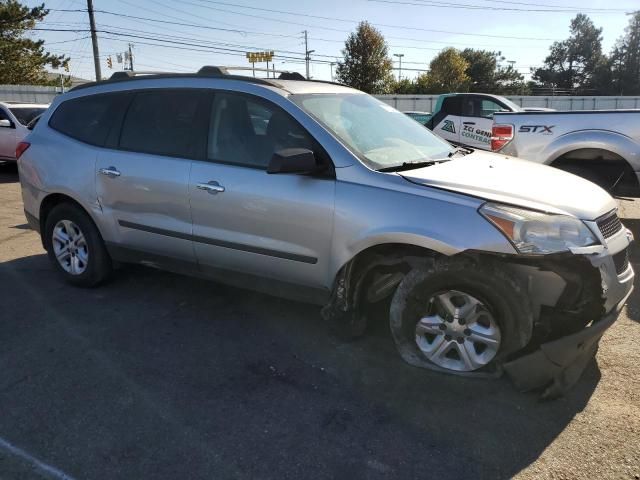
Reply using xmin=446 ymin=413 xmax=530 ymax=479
xmin=401 ymin=150 xmax=616 ymax=220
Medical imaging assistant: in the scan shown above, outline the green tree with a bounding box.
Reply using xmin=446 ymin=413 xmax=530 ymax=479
xmin=460 ymin=49 xmax=523 ymax=94
xmin=336 ymin=21 xmax=394 ymax=94
xmin=532 ymin=14 xmax=606 ymax=93
xmin=422 ymin=47 xmax=469 ymax=93
xmin=391 ymin=77 xmax=417 ymax=94
xmin=0 ymin=1 xmax=68 ymax=85
xmin=610 ymin=11 xmax=640 ymax=95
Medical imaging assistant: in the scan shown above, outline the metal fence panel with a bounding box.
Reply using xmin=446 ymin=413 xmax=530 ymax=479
xmin=0 ymin=85 xmax=60 ymax=104
xmin=375 ymin=94 xmax=640 ymax=112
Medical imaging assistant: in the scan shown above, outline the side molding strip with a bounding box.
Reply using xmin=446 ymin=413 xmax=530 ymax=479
xmin=117 ymin=220 xmax=318 ymax=264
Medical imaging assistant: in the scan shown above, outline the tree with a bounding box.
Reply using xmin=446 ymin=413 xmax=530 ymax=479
xmin=532 ymin=14 xmax=606 ymax=93
xmin=391 ymin=77 xmax=418 ymax=94
xmin=610 ymin=11 xmax=640 ymax=95
xmin=422 ymin=47 xmax=469 ymax=93
xmin=0 ymin=1 xmax=68 ymax=85
xmin=336 ymin=21 xmax=394 ymax=94
xmin=460 ymin=49 xmax=523 ymax=94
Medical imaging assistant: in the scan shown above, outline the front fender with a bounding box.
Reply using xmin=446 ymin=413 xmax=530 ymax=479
xmin=540 ymin=130 xmax=640 ymax=169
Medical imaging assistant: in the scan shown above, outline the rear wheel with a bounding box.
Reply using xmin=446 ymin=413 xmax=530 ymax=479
xmin=389 ymin=258 xmax=533 ymax=374
xmin=44 ymin=203 xmax=112 ymax=287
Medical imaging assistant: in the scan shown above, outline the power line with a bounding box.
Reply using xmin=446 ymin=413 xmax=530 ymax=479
xmin=49 ymin=6 xmax=557 ymax=41
xmin=369 ymin=0 xmax=631 ymax=13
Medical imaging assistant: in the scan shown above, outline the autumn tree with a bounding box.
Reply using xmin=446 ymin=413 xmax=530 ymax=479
xmin=0 ymin=1 xmax=68 ymax=84
xmin=532 ymin=14 xmax=606 ymax=93
xmin=336 ymin=21 xmax=394 ymax=94
xmin=422 ymin=47 xmax=469 ymax=93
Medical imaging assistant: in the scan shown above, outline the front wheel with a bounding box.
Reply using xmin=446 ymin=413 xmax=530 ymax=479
xmin=44 ymin=203 xmax=112 ymax=287
xmin=389 ymin=258 xmax=533 ymax=374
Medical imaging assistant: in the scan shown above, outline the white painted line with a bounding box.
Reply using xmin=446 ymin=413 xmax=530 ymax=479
xmin=0 ymin=435 xmax=77 ymax=480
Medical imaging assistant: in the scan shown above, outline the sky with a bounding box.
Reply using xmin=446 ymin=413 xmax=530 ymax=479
xmin=21 ymin=0 xmax=640 ymax=83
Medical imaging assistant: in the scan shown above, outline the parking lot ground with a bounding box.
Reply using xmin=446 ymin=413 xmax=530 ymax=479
xmin=1 ymin=162 xmax=639 ymax=479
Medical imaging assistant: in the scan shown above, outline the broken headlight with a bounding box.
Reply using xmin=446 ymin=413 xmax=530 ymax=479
xmin=480 ymin=203 xmax=598 ymax=254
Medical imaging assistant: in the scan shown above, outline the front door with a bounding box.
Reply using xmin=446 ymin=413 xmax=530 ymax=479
xmin=96 ymin=88 xmax=209 ymax=263
xmin=0 ymin=107 xmax=17 ymax=160
xmin=189 ymin=91 xmax=335 ymax=291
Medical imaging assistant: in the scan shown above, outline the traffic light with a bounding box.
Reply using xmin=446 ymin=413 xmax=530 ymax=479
xmin=107 ymin=56 xmax=113 ymax=69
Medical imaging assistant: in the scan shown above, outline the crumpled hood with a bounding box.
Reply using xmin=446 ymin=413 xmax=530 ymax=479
xmin=401 ymin=150 xmax=617 ymax=220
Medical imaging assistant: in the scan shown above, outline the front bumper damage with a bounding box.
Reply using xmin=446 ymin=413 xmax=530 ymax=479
xmin=504 ymin=224 xmax=634 ymax=399
xmin=504 ymin=288 xmax=632 ymax=399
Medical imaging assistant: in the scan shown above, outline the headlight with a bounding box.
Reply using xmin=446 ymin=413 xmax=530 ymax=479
xmin=479 ymin=203 xmax=598 ymax=254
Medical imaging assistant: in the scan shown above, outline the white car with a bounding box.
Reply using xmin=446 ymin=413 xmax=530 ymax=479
xmin=0 ymin=102 xmax=48 ymax=162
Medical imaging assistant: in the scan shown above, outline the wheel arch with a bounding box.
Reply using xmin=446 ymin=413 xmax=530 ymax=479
xmin=39 ymin=192 xmax=103 ymax=249
xmin=321 ymin=241 xmax=449 ymax=332
xmin=541 ymin=130 xmax=640 ymax=169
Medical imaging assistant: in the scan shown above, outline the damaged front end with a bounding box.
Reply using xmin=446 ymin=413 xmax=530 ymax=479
xmin=502 ymin=224 xmax=634 ymax=399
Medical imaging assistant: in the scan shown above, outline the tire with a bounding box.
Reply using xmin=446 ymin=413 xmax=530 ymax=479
xmin=389 ymin=257 xmax=533 ymax=375
xmin=43 ymin=203 xmax=112 ymax=287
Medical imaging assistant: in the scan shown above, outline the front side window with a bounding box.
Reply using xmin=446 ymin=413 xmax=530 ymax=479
xmin=119 ymin=89 xmax=207 ymax=158
xmin=291 ymin=93 xmax=453 ymax=170
xmin=208 ymin=92 xmax=314 ymax=169
xmin=49 ymin=94 xmax=122 ymax=146
xmin=10 ymin=107 xmax=46 ymax=126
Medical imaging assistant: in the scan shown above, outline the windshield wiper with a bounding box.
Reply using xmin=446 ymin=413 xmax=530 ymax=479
xmin=377 ymin=159 xmax=450 ymax=172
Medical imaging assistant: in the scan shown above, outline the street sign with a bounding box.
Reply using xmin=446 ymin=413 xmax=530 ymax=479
xmin=246 ymin=51 xmax=274 ymax=63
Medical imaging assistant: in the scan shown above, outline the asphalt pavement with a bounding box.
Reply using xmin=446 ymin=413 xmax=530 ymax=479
xmin=1 ymin=162 xmax=639 ymax=479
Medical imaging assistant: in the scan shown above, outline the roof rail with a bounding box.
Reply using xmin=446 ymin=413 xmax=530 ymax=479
xmin=70 ymin=65 xmax=343 ymax=92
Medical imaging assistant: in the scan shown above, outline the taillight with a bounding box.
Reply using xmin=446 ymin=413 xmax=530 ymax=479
xmin=15 ymin=141 xmax=30 ymax=160
xmin=491 ymin=124 xmax=513 ymax=151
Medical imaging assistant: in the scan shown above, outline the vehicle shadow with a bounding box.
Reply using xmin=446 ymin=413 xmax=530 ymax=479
xmin=0 ymin=162 xmax=18 ymax=183
xmin=0 ymin=254 xmax=600 ymax=479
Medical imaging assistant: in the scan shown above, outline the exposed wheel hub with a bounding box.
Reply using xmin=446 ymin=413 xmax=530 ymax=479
xmin=415 ymin=290 xmax=501 ymax=372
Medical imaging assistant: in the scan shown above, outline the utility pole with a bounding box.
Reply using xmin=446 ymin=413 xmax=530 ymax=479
xmin=330 ymin=62 xmax=336 ymax=81
xmin=128 ymin=43 xmax=134 ymax=71
xmin=393 ymin=53 xmax=404 ymax=81
xmin=87 ymin=0 xmax=101 ymax=81
xmin=304 ymin=30 xmax=314 ymax=79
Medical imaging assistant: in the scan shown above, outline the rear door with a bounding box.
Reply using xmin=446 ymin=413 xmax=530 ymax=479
xmin=429 ymin=96 xmax=461 ymax=144
xmin=189 ymin=90 xmax=335 ymax=291
xmin=459 ymin=96 xmax=505 ymax=149
xmin=0 ymin=107 xmax=17 ymax=160
xmin=96 ymin=88 xmax=209 ymax=263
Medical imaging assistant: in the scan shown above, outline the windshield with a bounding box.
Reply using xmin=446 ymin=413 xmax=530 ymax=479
xmin=10 ymin=107 xmax=46 ymax=126
xmin=291 ymin=93 xmax=453 ymax=170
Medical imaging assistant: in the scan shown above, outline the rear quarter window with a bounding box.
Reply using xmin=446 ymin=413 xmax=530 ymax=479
xmin=49 ymin=93 xmax=125 ymax=146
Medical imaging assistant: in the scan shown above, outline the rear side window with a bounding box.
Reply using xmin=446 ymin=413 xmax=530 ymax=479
xmin=49 ymin=94 xmax=121 ymax=146
xmin=119 ymin=89 xmax=208 ymax=159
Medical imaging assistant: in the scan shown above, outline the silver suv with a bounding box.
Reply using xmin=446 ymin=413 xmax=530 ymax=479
xmin=18 ymin=67 xmax=634 ymax=396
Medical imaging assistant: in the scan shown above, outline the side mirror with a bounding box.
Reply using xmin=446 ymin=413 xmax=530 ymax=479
xmin=0 ymin=119 xmax=12 ymax=128
xmin=267 ymin=148 xmax=321 ymax=175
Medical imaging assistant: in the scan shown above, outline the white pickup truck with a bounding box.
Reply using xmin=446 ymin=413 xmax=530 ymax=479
xmin=491 ymin=110 xmax=640 ymax=196
xmin=424 ymin=93 xmax=551 ymax=150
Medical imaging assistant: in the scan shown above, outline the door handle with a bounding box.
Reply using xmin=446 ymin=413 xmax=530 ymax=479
xmin=99 ymin=166 xmax=121 ymax=178
xmin=197 ymin=181 xmax=225 ymax=194
xmin=463 ymin=122 xmax=476 ymax=125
